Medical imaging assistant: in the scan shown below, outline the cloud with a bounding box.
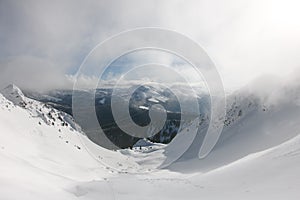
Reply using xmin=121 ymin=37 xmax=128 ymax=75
xmin=0 ymin=56 xmax=72 ymax=91
xmin=0 ymin=0 xmax=300 ymax=91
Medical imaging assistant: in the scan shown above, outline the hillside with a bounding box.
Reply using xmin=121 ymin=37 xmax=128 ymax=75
xmin=0 ymin=80 xmax=300 ymax=199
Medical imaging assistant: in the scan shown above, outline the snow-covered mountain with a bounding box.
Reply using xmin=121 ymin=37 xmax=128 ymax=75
xmin=170 ymin=77 xmax=300 ymax=171
xmin=24 ymin=85 xmax=197 ymax=147
xmin=1 ymin=79 xmax=300 ymax=199
xmin=114 ymin=77 xmax=300 ymax=199
xmin=0 ymin=84 xmax=142 ymax=199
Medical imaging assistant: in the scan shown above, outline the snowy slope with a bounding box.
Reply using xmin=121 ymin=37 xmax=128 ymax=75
xmin=1 ymin=79 xmax=300 ymax=200
xmin=105 ymin=131 xmax=300 ymax=200
xmin=104 ymin=78 xmax=300 ymax=200
xmin=107 ymin=77 xmax=300 ymax=199
xmin=0 ymin=85 xmax=140 ymax=199
xmin=166 ymin=76 xmax=300 ymax=172
xmin=188 ymin=133 xmax=300 ymax=200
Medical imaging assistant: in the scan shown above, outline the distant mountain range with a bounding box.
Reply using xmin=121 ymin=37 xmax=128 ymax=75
xmin=23 ymin=85 xmax=210 ymax=149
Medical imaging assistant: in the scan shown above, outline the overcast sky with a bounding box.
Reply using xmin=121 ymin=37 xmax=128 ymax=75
xmin=0 ymin=0 xmax=300 ymax=91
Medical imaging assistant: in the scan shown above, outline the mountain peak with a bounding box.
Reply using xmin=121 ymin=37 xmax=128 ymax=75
xmin=3 ymin=83 xmax=23 ymax=93
xmin=1 ymin=84 xmax=25 ymax=105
